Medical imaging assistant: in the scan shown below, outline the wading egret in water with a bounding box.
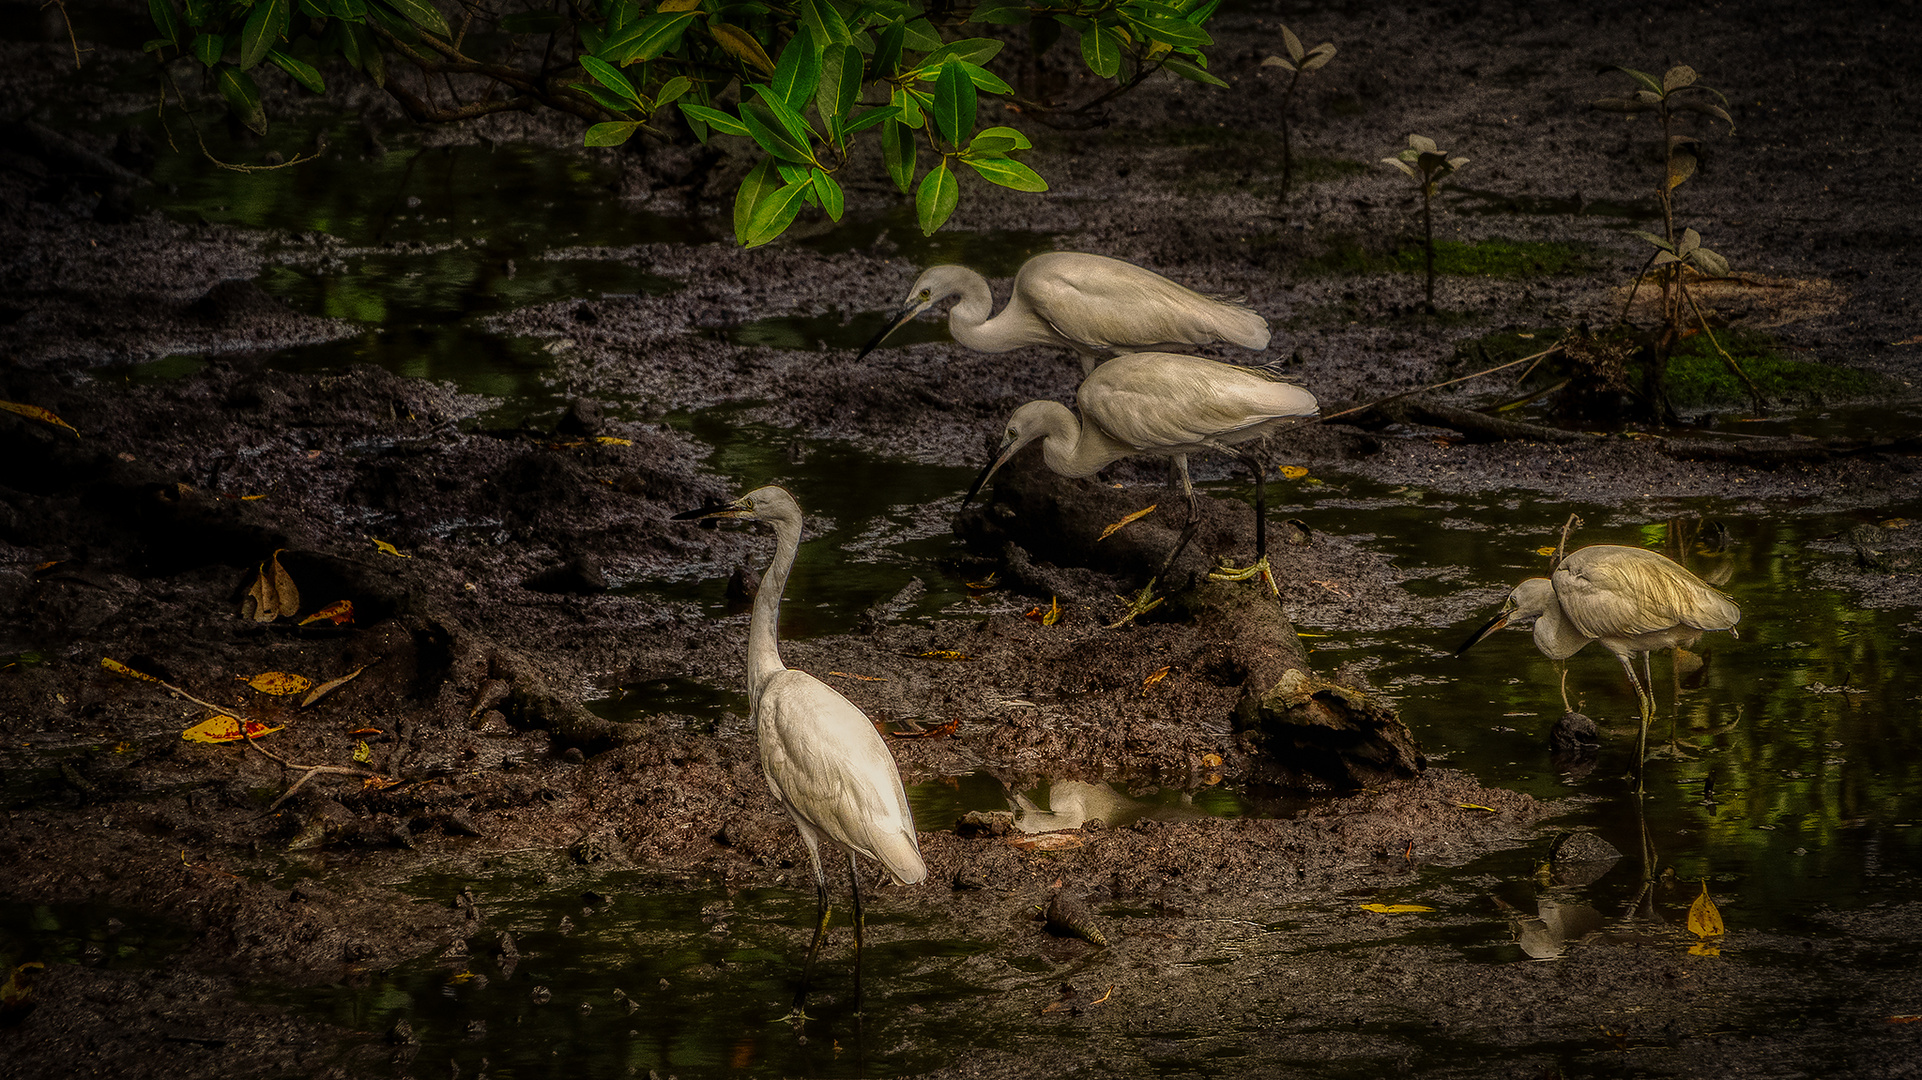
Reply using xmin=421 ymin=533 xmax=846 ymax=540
xmin=1457 ymin=544 xmax=1741 ymax=767
xmin=857 ymin=252 xmax=1271 ymax=376
xmin=673 ymin=486 xmax=926 ymax=1016
xmin=962 ymin=351 xmax=1318 ymax=618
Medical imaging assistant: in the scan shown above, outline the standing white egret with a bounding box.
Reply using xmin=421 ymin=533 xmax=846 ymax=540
xmin=962 ymin=351 xmax=1318 ymax=617
xmin=856 ymin=252 xmax=1271 ymax=376
xmin=1457 ymin=544 xmax=1741 ymax=766
xmin=672 ymin=486 xmax=926 ymax=1015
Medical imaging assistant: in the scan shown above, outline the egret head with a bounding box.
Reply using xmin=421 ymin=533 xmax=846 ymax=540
xmin=960 ymin=401 xmax=1055 ymax=508
xmin=856 ymin=265 xmax=973 ymax=361
xmin=1456 ymin=577 xmax=1554 ymax=655
xmin=672 ymin=485 xmax=802 ymax=529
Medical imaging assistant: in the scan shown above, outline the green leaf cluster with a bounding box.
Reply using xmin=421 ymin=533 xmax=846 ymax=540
xmin=1381 ymin=134 xmax=1469 ymax=198
xmin=141 ymin=0 xmax=1231 ymax=247
xmin=1633 ymin=226 xmax=1729 ymax=279
xmin=1592 ymin=65 xmax=1734 ymax=132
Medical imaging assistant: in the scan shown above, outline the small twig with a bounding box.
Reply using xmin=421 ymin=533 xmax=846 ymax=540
xmin=41 ymin=0 xmax=89 ymax=68
xmin=1310 ymin=343 xmax=1566 ymax=426
xmin=106 ymin=663 xmax=380 ymax=804
xmin=1684 ymin=285 xmax=1768 ymax=415
xmin=1555 ymin=514 xmax=1582 ymax=566
xmin=190 ymin=123 xmax=325 ymax=173
xmin=158 ymin=70 xmax=320 ymax=173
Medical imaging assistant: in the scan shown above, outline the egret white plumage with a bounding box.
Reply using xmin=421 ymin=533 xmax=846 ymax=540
xmin=1457 ymin=544 xmax=1741 ymax=766
xmin=857 ymin=252 xmax=1271 ymax=376
xmin=672 ymin=486 xmax=925 ymax=1015
xmin=962 ymin=351 xmax=1318 ymax=617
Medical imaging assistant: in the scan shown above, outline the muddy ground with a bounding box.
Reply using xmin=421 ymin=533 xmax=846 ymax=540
xmin=3 ymin=0 xmax=1921 ymax=1076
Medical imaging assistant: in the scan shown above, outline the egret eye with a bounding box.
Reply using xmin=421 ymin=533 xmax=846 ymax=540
xmin=918 ymin=289 xmax=931 ymax=300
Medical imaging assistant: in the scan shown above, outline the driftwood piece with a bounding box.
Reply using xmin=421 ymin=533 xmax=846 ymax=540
xmin=956 ymin=460 xmax=1425 ymax=789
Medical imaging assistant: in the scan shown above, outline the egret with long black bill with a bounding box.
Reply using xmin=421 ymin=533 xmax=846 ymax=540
xmin=1457 ymin=543 xmax=1741 ymax=767
xmin=672 ymin=486 xmax=926 ymax=1016
xmin=961 ymin=351 xmax=1318 ymax=618
xmin=857 ymin=252 xmax=1271 ymax=375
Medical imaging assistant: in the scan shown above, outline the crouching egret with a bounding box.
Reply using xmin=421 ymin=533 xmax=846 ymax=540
xmin=1457 ymin=544 xmax=1741 ymax=767
xmin=673 ymin=486 xmax=926 ymax=1016
xmin=857 ymin=252 xmax=1271 ymax=376
xmin=962 ymin=351 xmax=1318 ymax=619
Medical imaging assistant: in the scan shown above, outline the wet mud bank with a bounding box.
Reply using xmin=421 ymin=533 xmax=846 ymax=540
xmin=4 ymin=0 xmax=1922 ymax=1076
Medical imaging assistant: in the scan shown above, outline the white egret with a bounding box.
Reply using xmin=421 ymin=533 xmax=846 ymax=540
xmin=857 ymin=252 xmax=1271 ymax=376
xmin=1457 ymin=544 xmax=1741 ymax=766
xmin=673 ymin=486 xmax=926 ymax=1015
xmin=962 ymin=351 xmax=1318 ymax=616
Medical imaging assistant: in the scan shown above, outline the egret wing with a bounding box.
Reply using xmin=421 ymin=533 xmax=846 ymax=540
xmin=1020 ymin=253 xmax=1270 ymax=353
xmin=1079 ymin=353 xmax=1316 ymax=451
xmin=1554 ymin=546 xmax=1738 ymax=639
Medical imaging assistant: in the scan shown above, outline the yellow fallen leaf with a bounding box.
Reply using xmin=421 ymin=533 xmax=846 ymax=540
xmin=2 ymin=961 xmax=44 ymax=1011
xmin=239 ymin=671 xmax=312 ymax=696
xmin=828 ymin=671 xmax=888 ymax=682
xmin=1456 ymin=803 xmax=1497 ymax=813
xmin=302 ymin=663 xmax=371 ymax=708
xmin=1278 ymin=465 xmax=1308 ymax=480
xmin=1360 ymin=903 xmax=1434 ymax=914
xmin=353 ymin=739 xmax=371 ymax=763
xmin=1141 ymin=666 xmax=1171 ymax=696
xmin=182 ymin=715 xmax=284 ymax=743
xmin=101 ymin=657 xmax=161 ymax=683
xmin=368 ymin=536 xmax=411 ymax=558
xmin=1687 ymin=880 xmax=1725 ymax=938
xmin=1536 ymin=545 xmax=1558 ymax=557
xmin=965 ymin=572 xmax=998 ymax=590
xmin=594 ymin=436 xmax=632 ymax=445
xmin=298 ymin=600 xmax=355 ymax=626
xmin=1097 ymin=505 xmax=1156 ymax=541
xmin=1042 ymin=596 xmax=1062 ymax=626
xmin=1200 ymin=752 xmax=1222 ymax=768
xmin=916 ymin=650 xmax=972 ymax=660
xmin=0 ymin=400 xmax=79 ymax=436
xmin=1688 ymin=942 xmax=1721 ymax=956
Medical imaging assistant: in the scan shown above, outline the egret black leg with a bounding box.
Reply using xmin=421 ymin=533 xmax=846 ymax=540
xmin=849 ymin=851 xmax=867 ymax=1014
xmin=1206 ymin=451 xmax=1278 ymax=595
xmin=790 ymin=875 xmax=831 ymax=1018
xmin=1245 ymin=451 xmax=1269 ymax=559
xmin=1618 ymin=652 xmax=1652 ymax=788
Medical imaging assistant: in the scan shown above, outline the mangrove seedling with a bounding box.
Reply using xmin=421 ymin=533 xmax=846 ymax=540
xmin=1593 ymin=65 xmax=1759 ymax=416
xmin=1260 ymin=25 xmax=1336 ymax=199
xmin=1627 ymin=226 xmax=1766 ymax=412
xmin=1381 ymin=135 xmax=1469 ymax=314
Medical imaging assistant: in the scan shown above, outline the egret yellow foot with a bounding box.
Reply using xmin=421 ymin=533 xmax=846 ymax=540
xmin=1106 ymin=581 xmax=1165 ymax=628
xmin=775 ymin=1005 xmax=815 ymax=1024
xmin=1209 ymin=555 xmax=1279 ymax=596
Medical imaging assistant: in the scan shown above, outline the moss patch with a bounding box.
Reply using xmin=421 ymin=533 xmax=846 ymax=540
xmin=1667 ymin=329 xmax=1893 ymax=409
xmin=1300 ymin=238 xmax=1597 ymax=278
